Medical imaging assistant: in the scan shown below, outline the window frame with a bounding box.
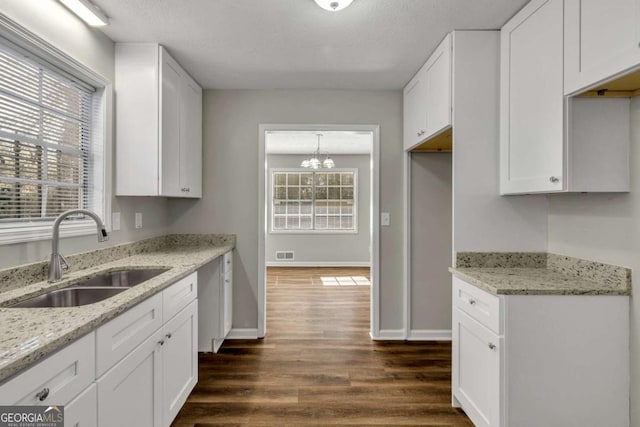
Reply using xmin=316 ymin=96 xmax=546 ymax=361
xmin=0 ymin=15 xmax=112 ymax=245
xmin=269 ymin=167 xmax=358 ymax=235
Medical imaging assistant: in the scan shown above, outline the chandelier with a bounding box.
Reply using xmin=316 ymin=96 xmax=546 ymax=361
xmin=301 ymin=134 xmax=335 ymax=169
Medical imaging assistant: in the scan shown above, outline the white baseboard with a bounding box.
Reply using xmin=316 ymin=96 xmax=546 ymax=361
xmin=371 ymin=329 xmax=405 ymax=340
xmin=407 ymin=329 xmax=452 ymax=341
xmin=226 ymin=328 xmax=259 ymax=339
xmin=266 ymin=261 xmax=371 ymax=267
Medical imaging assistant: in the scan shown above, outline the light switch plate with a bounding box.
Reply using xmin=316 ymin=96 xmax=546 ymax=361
xmin=112 ymin=212 xmax=121 ymax=231
xmin=381 ymin=212 xmax=390 ymax=226
xmin=135 ymin=212 xmax=142 ymax=229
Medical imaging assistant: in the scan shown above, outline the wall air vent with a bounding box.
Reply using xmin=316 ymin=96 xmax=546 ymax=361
xmin=276 ymin=251 xmax=294 ymax=261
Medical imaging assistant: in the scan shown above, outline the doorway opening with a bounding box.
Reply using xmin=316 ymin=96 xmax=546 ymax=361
xmin=258 ymin=125 xmax=380 ymax=339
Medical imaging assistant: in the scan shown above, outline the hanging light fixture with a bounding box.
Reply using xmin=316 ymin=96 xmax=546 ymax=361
xmin=314 ymin=0 xmax=354 ymax=12
xmin=301 ymin=134 xmax=336 ymax=169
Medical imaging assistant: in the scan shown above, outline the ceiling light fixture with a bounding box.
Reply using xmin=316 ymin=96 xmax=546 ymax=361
xmin=314 ymin=0 xmax=354 ymax=12
xmin=301 ymin=134 xmax=336 ymax=169
xmin=59 ymin=0 xmax=109 ymax=27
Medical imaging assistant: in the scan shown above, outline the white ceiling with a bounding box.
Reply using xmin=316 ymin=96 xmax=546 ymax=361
xmin=95 ymin=0 xmax=528 ymax=90
xmin=266 ymin=131 xmax=371 ymax=155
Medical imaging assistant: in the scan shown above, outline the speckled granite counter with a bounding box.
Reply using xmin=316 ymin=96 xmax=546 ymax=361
xmin=0 ymin=234 xmax=235 ymax=383
xmin=450 ymin=252 xmax=631 ymax=296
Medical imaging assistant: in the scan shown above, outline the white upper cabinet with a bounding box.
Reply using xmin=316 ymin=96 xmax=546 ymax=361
xmin=116 ymin=44 xmax=202 ymax=198
xmin=564 ymin=0 xmax=640 ymax=95
xmin=500 ymin=0 xmax=564 ymax=194
xmin=500 ymin=0 xmax=630 ymax=195
xmin=403 ymin=34 xmax=452 ymax=151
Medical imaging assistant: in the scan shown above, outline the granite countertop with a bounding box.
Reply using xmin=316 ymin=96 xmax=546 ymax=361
xmin=0 ymin=234 xmax=235 ymax=383
xmin=450 ymin=252 xmax=631 ymax=296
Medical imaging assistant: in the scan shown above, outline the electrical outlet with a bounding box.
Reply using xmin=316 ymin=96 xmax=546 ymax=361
xmin=135 ymin=212 xmax=143 ymax=229
xmin=112 ymin=212 xmax=121 ymax=231
xmin=381 ymin=212 xmax=390 ymax=226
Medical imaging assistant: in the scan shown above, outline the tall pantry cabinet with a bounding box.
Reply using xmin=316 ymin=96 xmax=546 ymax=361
xmin=115 ymin=44 xmax=202 ymax=198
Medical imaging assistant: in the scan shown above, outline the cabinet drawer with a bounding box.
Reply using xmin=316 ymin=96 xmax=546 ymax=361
xmin=65 ymin=383 xmax=97 ymax=427
xmin=453 ymin=276 xmax=502 ymax=334
xmin=0 ymin=332 xmax=95 ymax=405
xmin=163 ymin=272 xmax=197 ymax=322
xmin=222 ymin=251 xmax=232 ymax=274
xmin=96 ymin=292 xmax=163 ymax=377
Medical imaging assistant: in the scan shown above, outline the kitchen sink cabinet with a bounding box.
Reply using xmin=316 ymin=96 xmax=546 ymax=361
xmin=65 ymin=384 xmax=98 ymax=427
xmin=564 ymin=0 xmax=640 ymax=95
xmin=403 ymin=34 xmax=452 ymax=151
xmin=198 ymin=250 xmax=233 ymax=353
xmin=452 ymin=276 xmax=629 ymax=427
xmin=500 ymin=0 xmax=630 ymax=194
xmin=115 ymin=43 xmax=202 ymax=198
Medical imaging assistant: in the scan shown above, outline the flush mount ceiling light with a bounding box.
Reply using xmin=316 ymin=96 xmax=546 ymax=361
xmin=301 ymin=134 xmax=336 ymax=169
xmin=60 ymin=0 xmax=109 ymax=27
xmin=314 ymin=0 xmax=354 ymax=12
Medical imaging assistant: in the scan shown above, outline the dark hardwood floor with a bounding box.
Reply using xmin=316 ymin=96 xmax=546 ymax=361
xmin=171 ymin=267 xmax=472 ymax=426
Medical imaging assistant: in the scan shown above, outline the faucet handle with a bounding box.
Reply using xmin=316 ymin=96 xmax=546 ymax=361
xmin=59 ymin=254 xmax=70 ymax=271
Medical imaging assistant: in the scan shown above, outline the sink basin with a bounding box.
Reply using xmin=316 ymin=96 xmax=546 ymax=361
xmin=10 ymin=287 xmax=127 ymax=308
xmin=67 ymin=268 xmax=169 ymax=289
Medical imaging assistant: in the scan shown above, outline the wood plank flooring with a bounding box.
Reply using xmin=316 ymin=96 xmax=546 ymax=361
xmin=172 ymin=267 xmax=472 ymax=426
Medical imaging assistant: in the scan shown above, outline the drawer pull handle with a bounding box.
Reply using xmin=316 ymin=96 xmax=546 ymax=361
xmin=468 ymin=299 xmax=476 ymax=305
xmin=158 ymin=339 xmax=165 ymax=346
xmin=165 ymin=333 xmax=172 ymax=339
xmin=36 ymin=388 xmax=49 ymax=401
xmin=488 ymin=343 xmax=496 ymax=350
xmin=549 ymin=176 xmax=560 ymax=184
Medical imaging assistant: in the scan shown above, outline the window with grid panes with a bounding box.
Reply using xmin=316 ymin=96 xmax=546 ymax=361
xmin=0 ymin=41 xmax=97 ymax=223
xmin=272 ymin=170 xmax=356 ymax=232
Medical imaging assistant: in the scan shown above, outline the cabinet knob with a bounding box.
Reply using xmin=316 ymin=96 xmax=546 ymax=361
xmin=158 ymin=339 xmax=165 ymax=346
xmin=488 ymin=343 xmax=496 ymax=350
xmin=549 ymin=176 xmax=560 ymax=184
xmin=468 ymin=299 xmax=476 ymax=306
xmin=35 ymin=387 xmax=50 ymax=401
xmin=165 ymin=333 xmax=172 ymax=339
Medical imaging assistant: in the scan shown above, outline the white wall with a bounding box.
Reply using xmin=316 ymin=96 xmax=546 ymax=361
xmin=169 ymin=89 xmax=403 ymax=330
xmin=0 ymin=1 xmax=172 ymax=269
xmin=266 ymin=154 xmax=370 ymax=265
xmin=410 ymin=153 xmax=452 ymax=332
xmin=547 ymin=96 xmax=640 ymax=427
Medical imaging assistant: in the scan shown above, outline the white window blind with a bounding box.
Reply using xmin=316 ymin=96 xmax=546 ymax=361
xmin=0 ymin=42 xmax=96 ymax=222
xmin=272 ymin=170 xmax=357 ymax=232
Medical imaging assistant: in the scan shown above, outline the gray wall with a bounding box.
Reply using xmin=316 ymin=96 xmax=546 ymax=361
xmin=169 ymin=89 xmax=404 ymax=330
xmin=0 ymin=1 xmax=172 ymax=269
xmin=547 ymin=96 xmax=640 ymax=427
xmin=266 ymin=154 xmax=370 ymax=265
xmin=410 ymin=153 xmax=452 ymax=331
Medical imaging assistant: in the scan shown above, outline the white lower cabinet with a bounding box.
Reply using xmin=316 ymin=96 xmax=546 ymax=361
xmin=65 ymin=384 xmax=97 ymax=427
xmin=97 ymin=329 xmax=164 ymax=427
xmin=198 ymin=250 xmax=233 ymax=352
xmin=452 ymin=276 xmax=629 ymax=427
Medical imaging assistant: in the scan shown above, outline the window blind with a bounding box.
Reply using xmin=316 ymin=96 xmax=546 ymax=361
xmin=0 ymin=42 xmax=96 ymax=222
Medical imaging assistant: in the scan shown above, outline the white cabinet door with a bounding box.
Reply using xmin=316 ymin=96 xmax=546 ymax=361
xmin=453 ymin=308 xmax=500 ymax=427
xmin=159 ymin=48 xmax=182 ymax=197
xmin=179 ymin=76 xmax=203 ymax=198
xmin=500 ymin=0 xmax=565 ymax=194
xmin=97 ymin=330 xmax=163 ymax=427
xmin=565 ymin=0 xmax=640 ymax=95
xmin=65 ymin=384 xmax=97 ymax=427
xmin=403 ymin=69 xmax=428 ymax=150
xmin=223 ymin=273 xmax=233 ymax=337
xmin=424 ymin=34 xmax=452 ymax=138
xmin=162 ymin=300 xmax=198 ymax=426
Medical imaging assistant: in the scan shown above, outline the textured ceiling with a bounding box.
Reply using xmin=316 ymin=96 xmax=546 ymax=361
xmin=95 ymin=0 xmax=528 ymax=89
xmin=266 ymin=131 xmax=372 ymax=155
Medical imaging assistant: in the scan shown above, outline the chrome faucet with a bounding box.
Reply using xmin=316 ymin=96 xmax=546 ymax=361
xmin=49 ymin=209 xmax=109 ymax=282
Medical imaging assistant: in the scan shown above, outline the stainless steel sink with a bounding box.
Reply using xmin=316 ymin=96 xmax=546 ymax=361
xmin=10 ymin=287 xmax=127 ymax=308
xmin=67 ymin=268 xmax=169 ymax=289
xmin=9 ymin=268 xmax=170 ymax=308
